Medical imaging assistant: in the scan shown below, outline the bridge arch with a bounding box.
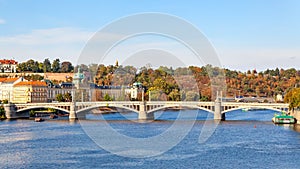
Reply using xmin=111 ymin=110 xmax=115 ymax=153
xmin=76 ymin=105 xmax=139 ymax=115
xmin=147 ymin=105 xmax=214 ymax=114
xmin=16 ymin=106 xmax=70 ymax=114
xmin=222 ymin=106 xmax=287 ymax=114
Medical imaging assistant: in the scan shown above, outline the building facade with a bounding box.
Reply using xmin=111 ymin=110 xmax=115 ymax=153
xmin=13 ymin=81 xmax=48 ymax=103
xmin=0 ymin=77 xmax=24 ymax=102
xmin=47 ymin=82 xmax=73 ymax=102
xmin=0 ymin=59 xmax=18 ymax=73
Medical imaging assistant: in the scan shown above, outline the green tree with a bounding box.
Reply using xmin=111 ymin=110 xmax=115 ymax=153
xmin=43 ymin=58 xmax=51 ymax=72
xmin=200 ymin=95 xmax=209 ymax=101
xmin=52 ymin=59 xmax=60 ymax=72
xmin=64 ymin=93 xmax=72 ymax=102
xmin=24 ymin=74 xmax=43 ymax=81
xmin=47 ymin=108 xmax=57 ymax=113
xmin=29 ymin=110 xmax=35 ymax=117
xmin=0 ymin=106 xmax=5 ymax=119
xmin=56 ymin=93 xmax=64 ymax=102
xmin=38 ymin=62 xmax=44 ymax=72
xmin=24 ymin=59 xmax=41 ymax=72
xmin=17 ymin=62 xmax=29 ymax=72
xmin=103 ymin=93 xmax=113 ymax=101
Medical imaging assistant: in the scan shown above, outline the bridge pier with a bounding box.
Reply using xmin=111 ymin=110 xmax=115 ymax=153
xmin=138 ymin=102 xmax=154 ymax=120
xmin=69 ymin=102 xmax=77 ymax=120
xmin=4 ymin=103 xmax=16 ymax=119
xmin=214 ymin=101 xmax=225 ymax=120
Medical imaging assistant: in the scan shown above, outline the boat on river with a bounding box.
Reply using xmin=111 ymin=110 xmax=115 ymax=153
xmin=272 ymin=112 xmax=295 ymax=124
xmin=34 ymin=117 xmax=44 ymax=122
xmin=49 ymin=114 xmax=58 ymax=119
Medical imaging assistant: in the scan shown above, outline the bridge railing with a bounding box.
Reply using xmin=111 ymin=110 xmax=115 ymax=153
xmin=12 ymin=101 xmax=289 ymax=107
xmin=222 ymin=102 xmax=289 ymax=107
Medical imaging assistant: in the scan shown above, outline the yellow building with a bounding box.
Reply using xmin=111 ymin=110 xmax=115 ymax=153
xmin=0 ymin=77 xmax=24 ymax=102
xmin=13 ymin=81 xmax=48 ymax=103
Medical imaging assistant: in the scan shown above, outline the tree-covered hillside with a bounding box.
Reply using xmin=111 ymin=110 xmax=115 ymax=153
xmin=11 ymin=59 xmax=300 ymax=101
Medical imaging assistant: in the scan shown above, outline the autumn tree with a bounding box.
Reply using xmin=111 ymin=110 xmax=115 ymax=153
xmin=61 ymin=61 xmax=74 ymax=73
xmin=284 ymin=88 xmax=300 ymax=111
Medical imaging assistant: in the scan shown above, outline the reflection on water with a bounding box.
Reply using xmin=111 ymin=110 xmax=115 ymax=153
xmin=225 ymin=109 xmax=276 ymax=121
xmin=1 ymin=110 xmax=300 ymax=168
xmin=293 ymin=123 xmax=300 ymax=132
xmin=86 ymin=109 xmax=276 ymax=122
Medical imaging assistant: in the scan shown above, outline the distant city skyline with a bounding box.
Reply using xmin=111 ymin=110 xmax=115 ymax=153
xmin=0 ymin=0 xmax=299 ymax=71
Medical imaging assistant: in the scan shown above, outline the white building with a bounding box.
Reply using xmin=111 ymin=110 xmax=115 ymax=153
xmin=276 ymin=94 xmax=284 ymax=102
xmin=128 ymin=87 xmax=138 ymax=99
xmin=48 ymin=88 xmax=73 ymax=102
xmin=128 ymin=82 xmax=143 ymax=100
xmin=0 ymin=59 xmax=18 ymax=73
xmin=0 ymin=77 xmax=25 ymax=102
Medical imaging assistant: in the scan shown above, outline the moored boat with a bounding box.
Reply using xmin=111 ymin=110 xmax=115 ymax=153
xmin=272 ymin=112 xmax=295 ymax=124
xmin=49 ymin=114 xmax=58 ymax=119
xmin=35 ymin=117 xmax=44 ymax=122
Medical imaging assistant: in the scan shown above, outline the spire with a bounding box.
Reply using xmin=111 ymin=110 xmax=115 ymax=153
xmin=115 ymin=60 xmax=119 ymax=67
xmin=78 ymin=67 xmax=81 ymax=75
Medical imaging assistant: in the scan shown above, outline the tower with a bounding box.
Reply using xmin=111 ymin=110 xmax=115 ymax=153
xmin=73 ymin=67 xmax=84 ymax=89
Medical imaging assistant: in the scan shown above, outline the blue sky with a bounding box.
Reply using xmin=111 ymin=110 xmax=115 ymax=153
xmin=0 ymin=0 xmax=299 ymax=71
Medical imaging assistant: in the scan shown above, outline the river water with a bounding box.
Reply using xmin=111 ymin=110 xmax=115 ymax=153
xmin=1 ymin=110 xmax=300 ymax=169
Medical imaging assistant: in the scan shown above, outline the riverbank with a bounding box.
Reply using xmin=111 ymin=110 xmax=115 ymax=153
xmin=295 ymin=111 xmax=300 ymax=124
xmin=290 ymin=110 xmax=300 ymax=124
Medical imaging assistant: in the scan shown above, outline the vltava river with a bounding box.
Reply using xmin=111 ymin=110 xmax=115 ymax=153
xmin=1 ymin=110 xmax=300 ymax=168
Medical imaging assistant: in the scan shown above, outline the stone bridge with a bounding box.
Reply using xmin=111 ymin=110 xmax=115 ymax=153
xmin=4 ymin=101 xmax=289 ymax=120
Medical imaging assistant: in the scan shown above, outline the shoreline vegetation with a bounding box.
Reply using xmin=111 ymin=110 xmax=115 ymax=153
xmin=3 ymin=58 xmax=300 ymax=101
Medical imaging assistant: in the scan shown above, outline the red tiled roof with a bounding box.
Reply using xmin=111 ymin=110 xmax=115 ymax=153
xmin=3 ymin=78 xmax=20 ymax=83
xmin=0 ymin=59 xmax=18 ymax=65
xmin=0 ymin=78 xmax=7 ymax=82
xmin=14 ymin=81 xmax=47 ymax=87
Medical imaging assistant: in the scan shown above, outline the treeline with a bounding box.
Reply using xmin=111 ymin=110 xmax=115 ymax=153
xmin=225 ymin=67 xmax=300 ymax=98
xmin=17 ymin=58 xmax=74 ymax=73
xmin=90 ymin=64 xmax=300 ymax=101
xmin=14 ymin=59 xmax=300 ymax=101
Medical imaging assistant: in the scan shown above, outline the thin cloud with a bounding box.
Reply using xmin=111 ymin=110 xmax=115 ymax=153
xmin=0 ymin=27 xmax=93 ymax=45
xmin=0 ymin=27 xmax=139 ymax=64
xmin=0 ymin=27 xmax=95 ymax=62
xmin=0 ymin=18 xmax=6 ymax=24
xmin=0 ymin=27 xmax=126 ymax=46
xmin=217 ymin=47 xmax=300 ymax=71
